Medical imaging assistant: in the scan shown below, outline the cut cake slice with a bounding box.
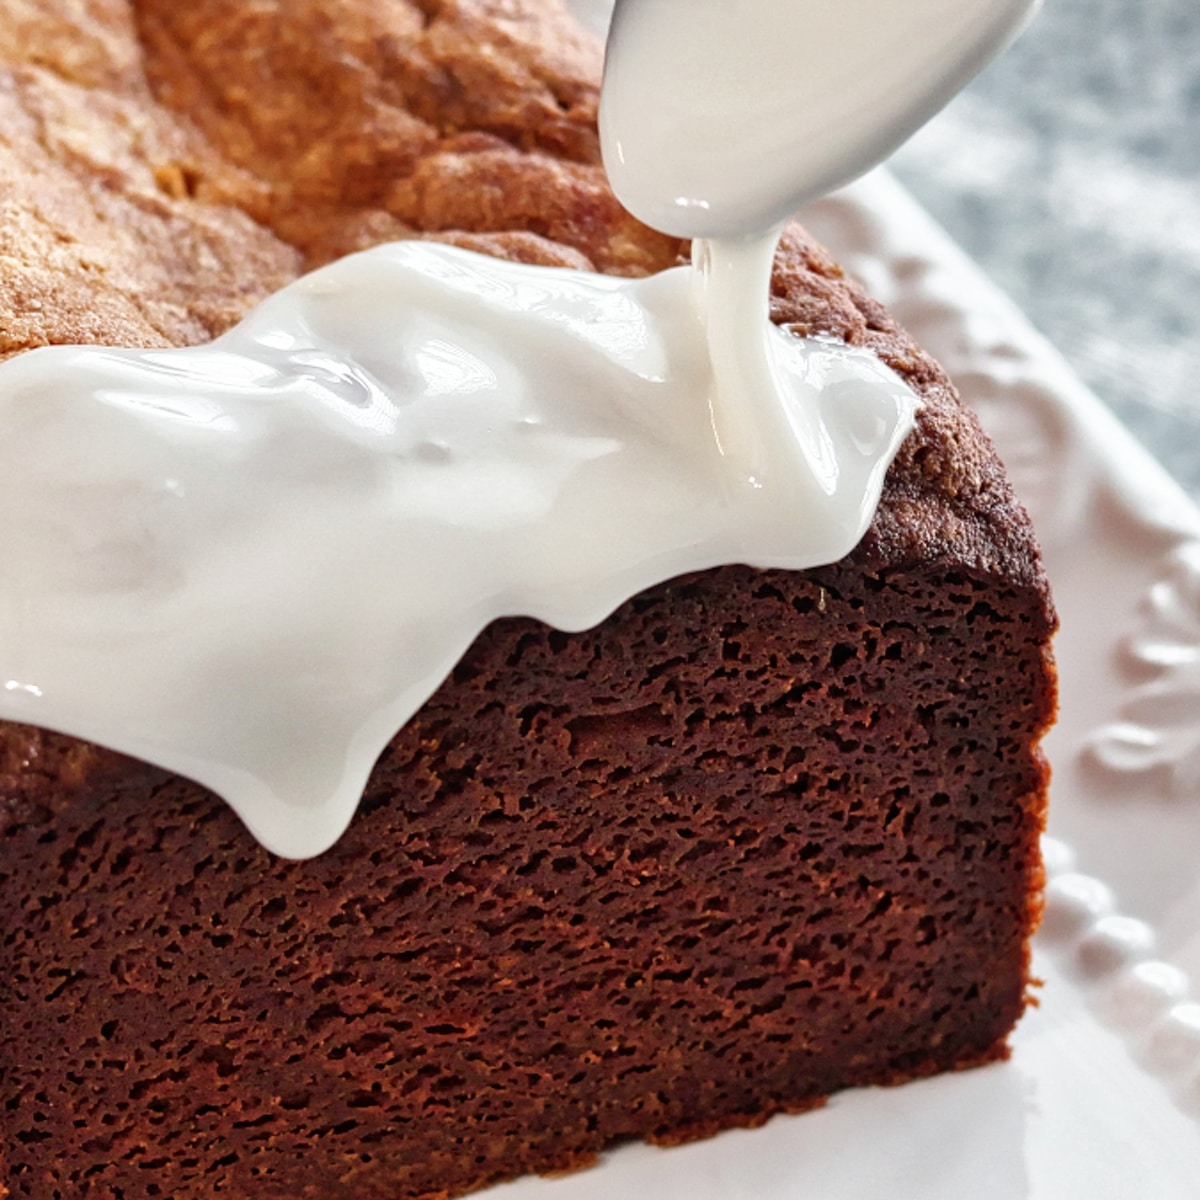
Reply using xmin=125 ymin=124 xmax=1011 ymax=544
xmin=0 ymin=2 xmax=1056 ymax=1197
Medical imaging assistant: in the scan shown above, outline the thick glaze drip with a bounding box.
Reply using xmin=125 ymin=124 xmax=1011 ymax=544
xmin=0 ymin=244 xmax=916 ymax=856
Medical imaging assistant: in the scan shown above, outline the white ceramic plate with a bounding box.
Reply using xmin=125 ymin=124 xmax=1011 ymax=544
xmin=495 ymin=5 xmax=1200 ymax=1193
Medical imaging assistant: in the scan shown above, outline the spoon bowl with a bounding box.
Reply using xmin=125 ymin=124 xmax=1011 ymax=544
xmin=600 ymin=0 xmax=1042 ymax=239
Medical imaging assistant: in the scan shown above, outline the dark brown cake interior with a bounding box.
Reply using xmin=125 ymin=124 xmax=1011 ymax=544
xmin=5 ymin=559 xmax=1053 ymax=1199
xmin=0 ymin=2 xmax=1056 ymax=1197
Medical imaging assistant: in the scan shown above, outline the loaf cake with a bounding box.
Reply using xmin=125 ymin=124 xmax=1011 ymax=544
xmin=0 ymin=2 xmax=1057 ymax=1197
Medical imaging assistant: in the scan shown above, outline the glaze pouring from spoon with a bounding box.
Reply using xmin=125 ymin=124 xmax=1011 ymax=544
xmin=600 ymin=0 xmax=1040 ymax=482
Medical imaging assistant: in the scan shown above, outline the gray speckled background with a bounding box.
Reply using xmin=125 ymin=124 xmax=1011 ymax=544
xmin=888 ymin=0 xmax=1200 ymax=503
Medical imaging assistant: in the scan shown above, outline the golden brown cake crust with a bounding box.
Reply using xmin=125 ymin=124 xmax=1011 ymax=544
xmin=0 ymin=4 xmax=1056 ymax=1198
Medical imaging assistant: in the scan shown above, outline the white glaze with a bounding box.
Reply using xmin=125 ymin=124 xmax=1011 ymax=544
xmin=600 ymin=0 xmax=1042 ymax=240
xmin=0 ymin=1 xmax=1049 ymax=857
xmin=0 ymin=243 xmax=916 ymax=857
